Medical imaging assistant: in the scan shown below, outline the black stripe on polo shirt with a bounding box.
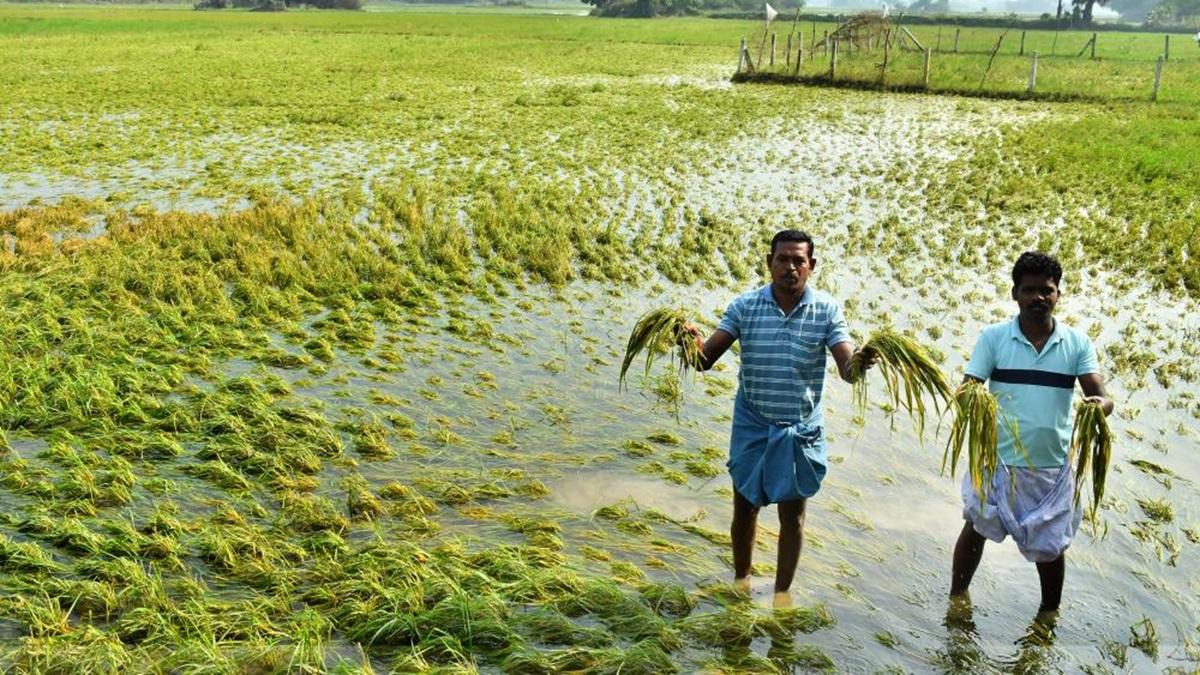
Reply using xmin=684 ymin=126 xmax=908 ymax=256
xmin=991 ymin=368 xmax=1075 ymax=389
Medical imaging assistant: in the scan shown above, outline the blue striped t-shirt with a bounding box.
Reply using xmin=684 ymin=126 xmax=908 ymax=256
xmin=716 ymin=284 xmax=850 ymax=425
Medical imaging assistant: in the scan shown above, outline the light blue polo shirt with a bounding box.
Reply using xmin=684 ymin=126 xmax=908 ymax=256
xmin=965 ymin=317 xmax=1100 ymax=468
xmin=717 ymin=284 xmax=850 ymax=425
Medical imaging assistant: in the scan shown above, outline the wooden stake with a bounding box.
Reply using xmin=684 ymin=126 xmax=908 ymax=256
xmin=830 ymin=38 xmax=838 ymax=80
xmin=1019 ymin=30 xmax=1026 ymax=55
xmin=795 ymin=33 xmax=803 ymax=75
xmin=902 ymin=26 xmax=925 ymax=51
xmin=738 ymin=36 xmax=746 ymax=73
xmin=1027 ymin=50 xmax=1038 ymax=94
xmin=923 ymin=47 xmax=932 ymax=89
xmin=954 ymin=28 xmax=960 ymax=53
xmin=1164 ymin=34 xmax=1170 ymax=61
xmin=823 ymin=31 xmax=829 ymax=57
xmin=881 ymin=29 xmax=891 ymax=84
xmin=1090 ymin=31 xmax=1097 ymax=59
xmin=770 ymin=32 xmax=776 ymax=67
xmin=1152 ymin=54 xmax=1164 ymax=100
xmin=786 ymin=33 xmax=792 ymax=68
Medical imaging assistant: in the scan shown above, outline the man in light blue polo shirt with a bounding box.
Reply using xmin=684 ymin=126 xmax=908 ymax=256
xmin=949 ymin=251 xmax=1113 ymax=617
xmin=682 ymin=230 xmax=875 ymax=600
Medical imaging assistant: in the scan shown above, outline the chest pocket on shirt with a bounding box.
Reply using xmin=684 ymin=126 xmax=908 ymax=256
xmin=787 ymin=330 xmax=825 ymax=370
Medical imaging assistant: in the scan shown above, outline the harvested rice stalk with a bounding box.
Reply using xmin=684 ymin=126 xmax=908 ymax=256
xmin=1070 ymin=400 xmax=1113 ymax=524
xmin=943 ymin=380 xmax=1000 ymax=501
xmin=619 ymin=308 xmax=703 ymax=419
xmin=849 ymin=328 xmax=952 ymax=440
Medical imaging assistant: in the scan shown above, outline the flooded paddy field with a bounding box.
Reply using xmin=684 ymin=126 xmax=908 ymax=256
xmin=0 ymin=6 xmax=1197 ymax=673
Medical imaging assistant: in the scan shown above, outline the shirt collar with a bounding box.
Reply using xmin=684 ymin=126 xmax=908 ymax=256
xmin=1008 ymin=315 xmax=1063 ymax=348
xmin=761 ymin=284 xmax=814 ymax=308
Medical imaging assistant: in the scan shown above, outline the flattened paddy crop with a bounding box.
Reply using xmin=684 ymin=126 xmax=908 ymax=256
xmin=1 ymin=5 xmax=1198 ymax=673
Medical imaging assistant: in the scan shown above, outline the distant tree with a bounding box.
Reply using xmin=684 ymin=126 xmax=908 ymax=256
xmin=1072 ymin=0 xmax=1107 ymax=24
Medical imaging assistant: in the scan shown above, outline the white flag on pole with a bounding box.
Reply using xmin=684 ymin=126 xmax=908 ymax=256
xmin=764 ymin=2 xmax=778 ymax=22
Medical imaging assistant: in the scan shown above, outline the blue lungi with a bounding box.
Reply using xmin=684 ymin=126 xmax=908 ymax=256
xmin=727 ymin=392 xmax=826 ymax=507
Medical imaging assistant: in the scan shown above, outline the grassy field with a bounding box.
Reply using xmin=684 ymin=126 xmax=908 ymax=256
xmin=0 ymin=5 xmax=1198 ymax=672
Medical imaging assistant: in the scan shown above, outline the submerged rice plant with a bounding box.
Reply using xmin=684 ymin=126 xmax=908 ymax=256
xmin=849 ymin=328 xmax=951 ymax=439
xmin=1071 ymin=400 xmax=1113 ymax=524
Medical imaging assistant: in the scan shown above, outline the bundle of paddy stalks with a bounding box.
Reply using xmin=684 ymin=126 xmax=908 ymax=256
xmin=1070 ymin=400 xmax=1113 ymax=524
xmin=848 ymin=328 xmax=952 ymax=440
xmin=619 ymin=308 xmax=704 ymax=419
xmin=943 ymin=380 xmax=1001 ymax=500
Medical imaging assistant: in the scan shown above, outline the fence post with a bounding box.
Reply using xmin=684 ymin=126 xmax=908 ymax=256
xmin=954 ymin=28 xmax=960 ymax=53
xmin=770 ymin=32 xmax=776 ymax=67
xmin=923 ymin=47 xmax=932 ymax=89
xmin=786 ymin=33 xmax=792 ymax=68
xmin=881 ymin=29 xmax=891 ymax=84
xmin=738 ymin=37 xmax=746 ymax=73
xmin=795 ymin=33 xmax=803 ymax=75
xmin=936 ymin=26 xmax=942 ymax=52
xmin=1027 ymin=50 xmax=1038 ymax=94
xmin=1152 ymin=54 xmax=1164 ymax=100
xmin=1164 ymin=34 xmax=1170 ymax=61
xmin=1091 ymin=32 xmax=1097 ymax=59
xmin=824 ymin=31 xmax=829 ymax=57
xmin=831 ymin=38 xmax=838 ymax=80
xmin=1019 ymin=30 xmax=1026 ymax=55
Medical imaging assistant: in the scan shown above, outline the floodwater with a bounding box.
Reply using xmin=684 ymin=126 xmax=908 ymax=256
xmin=3 ymin=78 xmax=1198 ymax=672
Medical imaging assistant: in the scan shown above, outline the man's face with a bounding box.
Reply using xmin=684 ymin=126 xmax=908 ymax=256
xmin=766 ymin=241 xmax=815 ymax=295
xmin=1012 ymin=273 xmax=1060 ymax=320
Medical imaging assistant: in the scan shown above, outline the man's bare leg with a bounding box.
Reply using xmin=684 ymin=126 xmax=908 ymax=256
xmin=950 ymin=520 xmax=986 ymax=596
xmin=1035 ymin=554 xmax=1065 ymax=613
xmin=732 ymin=490 xmax=759 ymax=582
xmin=774 ymin=497 xmax=807 ymax=592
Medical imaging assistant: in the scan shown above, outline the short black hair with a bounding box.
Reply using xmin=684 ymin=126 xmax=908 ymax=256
xmin=770 ymin=230 xmax=815 ymax=257
xmin=1011 ymin=251 xmax=1063 ymax=287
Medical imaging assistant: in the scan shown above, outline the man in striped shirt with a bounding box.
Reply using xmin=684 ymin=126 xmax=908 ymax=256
xmin=950 ymin=251 xmax=1113 ymax=618
xmin=684 ymin=229 xmax=875 ymax=599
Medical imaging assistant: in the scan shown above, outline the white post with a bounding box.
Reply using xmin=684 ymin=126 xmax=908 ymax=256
xmin=923 ymin=47 xmax=932 ymax=89
xmin=794 ymin=33 xmax=803 ymax=75
xmin=1152 ymin=54 xmax=1164 ymax=101
xmin=1027 ymin=50 xmax=1039 ymax=94
xmin=738 ymin=37 xmax=746 ymax=73
xmin=830 ymin=38 xmax=838 ymax=79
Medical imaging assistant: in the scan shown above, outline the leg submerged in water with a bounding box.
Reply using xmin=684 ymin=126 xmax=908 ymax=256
xmin=1035 ymin=554 xmax=1065 ymax=613
xmin=774 ymin=497 xmax=807 ymax=593
xmin=731 ymin=490 xmax=759 ymax=583
xmin=951 ymin=520 xmax=986 ymax=597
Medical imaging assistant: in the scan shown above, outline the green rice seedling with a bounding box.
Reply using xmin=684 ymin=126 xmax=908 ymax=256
xmin=944 ymin=380 xmax=1006 ymax=500
xmin=9 ymin=592 xmax=72 ymax=638
xmin=281 ymin=493 xmax=350 ymax=535
xmin=849 ymin=328 xmax=952 ymax=440
xmin=286 ymin=608 xmax=331 ymax=674
xmin=0 ymin=534 xmax=63 ymax=575
xmin=512 ymin=609 xmax=616 ymax=648
xmin=1071 ymin=400 xmax=1114 ymax=524
xmin=638 ymin=582 xmax=696 ymax=619
xmin=345 ymin=475 xmax=385 ymax=522
xmin=3 ymin=625 xmax=135 ymax=673
xmin=1136 ymin=497 xmax=1173 ymax=523
xmin=619 ymin=307 xmax=704 ymax=418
